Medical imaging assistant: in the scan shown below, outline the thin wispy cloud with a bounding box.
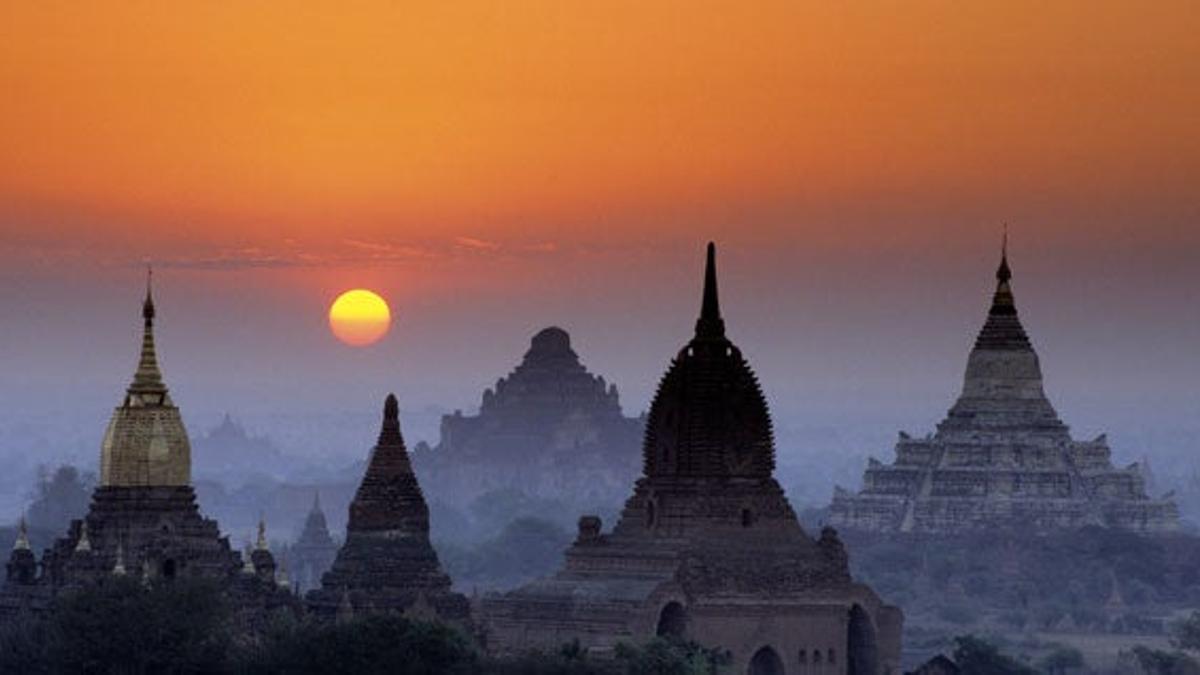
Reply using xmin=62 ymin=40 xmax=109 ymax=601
xmin=125 ymin=236 xmax=561 ymax=272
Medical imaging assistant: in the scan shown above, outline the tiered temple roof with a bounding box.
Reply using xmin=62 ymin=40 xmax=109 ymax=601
xmin=413 ymin=325 xmax=643 ymax=506
xmin=290 ymin=493 xmax=338 ymax=594
xmin=307 ymin=395 xmax=470 ymax=625
xmin=830 ymin=242 xmax=1179 ymax=533
xmin=484 ymin=243 xmax=902 ymax=674
xmin=1 ymin=275 xmax=294 ymax=620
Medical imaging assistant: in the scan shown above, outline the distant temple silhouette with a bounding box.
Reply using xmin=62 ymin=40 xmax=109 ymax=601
xmin=289 ymin=492 xmax=338 ymax=594
xmin=1 ymin=274 xmax=295 ymax=619
xmin=484 ymin=243 xmax=903 ymax=674
xmin=412 ymin=325 xmax=643 ymax=507
xmin=830 ymin=241 xmax=1179 ymax=533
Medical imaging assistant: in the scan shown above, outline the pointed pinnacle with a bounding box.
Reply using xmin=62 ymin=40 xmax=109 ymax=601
xmin=694 ymin=241 xmax=726 ymax=339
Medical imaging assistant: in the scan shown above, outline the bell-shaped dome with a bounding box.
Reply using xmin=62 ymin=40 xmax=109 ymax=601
xmin=100 ymin=272 xmax=191 ymax=487
xmin=642 ymin=243 xmax=775 ymax=479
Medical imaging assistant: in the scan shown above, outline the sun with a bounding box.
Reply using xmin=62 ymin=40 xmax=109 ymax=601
xmin=328 ymin=289 xmax=391 ymax=347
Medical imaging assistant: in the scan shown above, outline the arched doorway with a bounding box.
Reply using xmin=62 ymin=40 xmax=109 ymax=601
xmin=748 ymin=645 xmax=784 ymax=675
xmin=847 ymin=605 xmax=878 ymax=675
xmin=656 ymin=601 xmax=687 ymax=638
xmin=161 ymin=558 xmax=177 ymax=580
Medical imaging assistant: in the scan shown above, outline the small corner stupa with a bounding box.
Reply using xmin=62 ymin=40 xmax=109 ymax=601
xmin=307 ymin=394 xmax=471 ymax=626
xmin=484 ymin=243 xmax=903 ymax=674
xmin=830 ymin=238 xmax=1180 ymax=533
xmin=0 ymin=273 xmax=295 ymax=619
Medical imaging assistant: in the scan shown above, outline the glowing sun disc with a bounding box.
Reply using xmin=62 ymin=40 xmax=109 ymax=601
xmin=329 ymin=289 xmax=391 ymax=347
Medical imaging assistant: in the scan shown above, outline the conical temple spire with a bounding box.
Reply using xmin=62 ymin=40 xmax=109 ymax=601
xmin=256 ymin=516 xmax=269 ymax=551
xmin=113 ymin=542 xmax=127 ymax=576
xmin=346 ymin=393 xmax=424 ymax=533
xmin=972 ymin=233 xmax=1032 ymax=350
xmin=377 ymin=393 xmax=404 ymax=446
xmin=997 ymin=226 xmax=1012 ymax=284
xmin=130 ymin=267 xmax=167 ymax=394
xmin=75 ymin=521 xmax=91 ymax=553
xmin=694 ymin=242 xmax=726 ymax=339
xmin=989 ymin=228 xmax=1017 ymax=317
xmin=311 ymin=490 xmax=322 ymax=514
xmin=242 ymin=543 xmax=256 ymax=574
xmin=13 ymin=516 xmax=29 ymax=551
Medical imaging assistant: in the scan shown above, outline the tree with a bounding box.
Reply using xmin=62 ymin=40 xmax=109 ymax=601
xmin=240 ymin=613 xmax=479 ymax=675
xmin=1038 ymin=644 xmax=1085 ymax=674
xmin=484 ymin=640 xmax=614 ymax=675
xmin=951 ymin=635 xmax=1037 ymax=675
xmin=614 ymin=637 xmax=731 ymax=675
xmin=0 ymin=576 xmax=233 ymax=674
xmin=1128 ymin=645 xmax=1200 ymax=675
xmin=1172 ymin=611 xmax=1200 ymax=652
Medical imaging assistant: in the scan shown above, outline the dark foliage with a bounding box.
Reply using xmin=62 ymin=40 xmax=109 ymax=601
xmin=1172 ymin=611 xmax=1200 ymax=652
xmin=1127 ymin=645 xmax=1200 ymax=675
xmin=0 ymin=576 xmax=232 ymax=674
xmin=241 ymin=613 xmax=479 ymax=675
xmin=613 ymin=637 xmax=731 ymax=675
xmin=950 ymin=634 xmax=1037 ymax=675
xmin=843 ymin=528 xmax=1200 ymax=636
xmin=440 ymin=516 xmax=573 ymax=590
xmin=1036 ymin=644 xmax=1085 ymax=674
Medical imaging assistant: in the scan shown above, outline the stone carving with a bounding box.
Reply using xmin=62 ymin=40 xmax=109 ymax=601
xmin=830 ymin=244 xmax=1179 ymax=533
xmin=484 ymin=244 xmax=903 ymax=675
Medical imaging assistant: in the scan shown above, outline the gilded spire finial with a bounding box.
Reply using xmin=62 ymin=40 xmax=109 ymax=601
xmin=694 ymin=242 xmax=726 ymax=339
xmin=129 ymin=269 xmax=167 ymax=396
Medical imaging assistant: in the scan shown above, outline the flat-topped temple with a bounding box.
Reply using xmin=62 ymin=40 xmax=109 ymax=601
xmin=484 ymin=243 xmax=903 ymax=675
xmin=830 ymin=243 xmax=1179 ymax=534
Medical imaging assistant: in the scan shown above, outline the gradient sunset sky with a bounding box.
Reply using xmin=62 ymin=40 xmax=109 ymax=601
xmin=1 ymin=3 xmax=1197 ymax=464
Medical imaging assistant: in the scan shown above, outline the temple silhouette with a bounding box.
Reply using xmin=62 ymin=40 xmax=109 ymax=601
xmin=483 ymin=244 xmax=903 ymax=674
xmin=1 ymin=274 xmax=295 ymax=619
xmin=306 ymin=394 xmax=472 ymax=628
xmin=830 ymin=242 xmax=1179 ymax=533
xmin=412 ymin=325 xmax=643 ymax=508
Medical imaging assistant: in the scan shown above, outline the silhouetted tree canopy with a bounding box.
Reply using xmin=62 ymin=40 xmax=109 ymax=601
xmin=951 ymin=635 xmax=1037 ymax=675
xmin=242 ymin=613 xmax=478 ymax=675
xmin=0 ymin=577 xmax=231 ymax=674
xmin=1128 ymin=645 xmax=1200 ymax=675
xmin=1173 ymin=611 xmax=1200 ymax=652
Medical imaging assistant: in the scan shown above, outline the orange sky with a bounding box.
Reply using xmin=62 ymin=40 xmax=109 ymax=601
xmin=0 ymin=3 xmax=1198 ymax=479
xmin=2 ymin=1 xmax=1197 ymax=253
